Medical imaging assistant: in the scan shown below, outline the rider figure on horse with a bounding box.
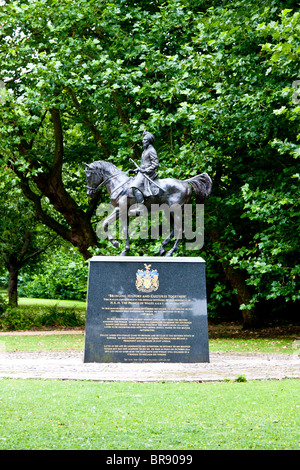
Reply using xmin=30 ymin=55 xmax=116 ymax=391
xmin=129 ymin=130 xmax=159 ymax=215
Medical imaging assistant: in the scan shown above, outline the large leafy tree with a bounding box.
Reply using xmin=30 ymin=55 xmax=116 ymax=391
xmin=0 ymin=168 xmax=57 ymax=306
xmin=0 ymin=0 xmax=299 ymax=327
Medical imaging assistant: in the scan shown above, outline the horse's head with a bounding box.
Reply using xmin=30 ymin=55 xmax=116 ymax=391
xmin=84 ymin=163 xmax=103 ymax=198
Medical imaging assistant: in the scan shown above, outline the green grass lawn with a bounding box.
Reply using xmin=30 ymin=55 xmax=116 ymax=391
xmin=209 ymin=337 xmax=297 ymax=354
xmin=18 ymin=297 xmax=86 ymax=310
xmin=0 ymin=294 xmax=299 ymax=451
xmin=0 ymin=334 xmax=85 ymax=351
xmin=0 ymin=289 xmax=86 ymax=310
xmin=0 ymin=333 xmax=297 ymax=354
xmin=0 ymin=378 xmax=299 ymax=450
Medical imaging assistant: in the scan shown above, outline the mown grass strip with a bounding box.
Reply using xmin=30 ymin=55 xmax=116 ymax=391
xmin=0 ymin=334 xmax=296 ymax=354
xmin=0 ymin=378 xmax=299 ymax=450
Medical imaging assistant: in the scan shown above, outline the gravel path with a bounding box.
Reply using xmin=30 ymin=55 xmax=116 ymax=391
xmin=1 ymin=329 xmax=299 ymax=382
xmin=0 ymin=350 xmax=299 ymax=382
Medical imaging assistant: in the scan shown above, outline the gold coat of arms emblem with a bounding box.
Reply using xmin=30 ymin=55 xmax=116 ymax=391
xmin=136 ymin=264 xmax=159 ymax=292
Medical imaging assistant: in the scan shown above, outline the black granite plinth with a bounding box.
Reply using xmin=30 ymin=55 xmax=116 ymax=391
xmin=84 ymin=256 xmax=209 ymax=363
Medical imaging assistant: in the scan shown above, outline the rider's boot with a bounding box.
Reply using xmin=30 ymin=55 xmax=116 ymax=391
xmin=129 ymin=189 xmax=146 ymax=216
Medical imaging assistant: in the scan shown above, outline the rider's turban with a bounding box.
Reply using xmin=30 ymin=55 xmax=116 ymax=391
xmin=143 ymin=130 xmax=155 ymax=144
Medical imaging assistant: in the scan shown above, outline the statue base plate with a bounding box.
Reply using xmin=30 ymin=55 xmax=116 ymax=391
xmin=84 ymin=256 xmax=209 ymax=363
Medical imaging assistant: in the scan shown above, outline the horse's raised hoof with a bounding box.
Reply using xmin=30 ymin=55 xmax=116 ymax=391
xmin=120 ymin=249 xmax=129 ymax=256
xmin=159 ymin=247 xmax=166 ymax=256
xmin=112 ymin=240 xmax=119 ymax=248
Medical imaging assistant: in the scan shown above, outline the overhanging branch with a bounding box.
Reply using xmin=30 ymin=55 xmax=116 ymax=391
xmin=66 ymin=86 xmax=110 ymax=157
xmin=22 ymin=234 xmax=58 ymax=265
xmin=13 ymin=167 xmax=72 ymax=242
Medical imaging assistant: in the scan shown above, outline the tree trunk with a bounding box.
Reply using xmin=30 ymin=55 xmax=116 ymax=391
xmin=13 ymin=108 xmax=101 ymax=260
xmin=69 ymin=215 xmax=98 ymax=260
xmin=209 ymin=228 xmax=261 ymax=329
xmin=221 ymin=262 xmax=261 ymax=329
xmin=8 ymin=264 xmax=19 ymax=308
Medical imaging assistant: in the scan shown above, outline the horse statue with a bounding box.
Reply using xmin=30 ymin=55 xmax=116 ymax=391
xmin=85 ymin=129 xmax=211 ymax=256
xmin=85 ymin=159 xmax=212 ymax=257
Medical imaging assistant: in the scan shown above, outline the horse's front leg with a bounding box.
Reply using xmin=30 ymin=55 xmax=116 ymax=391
xmin=166 ymin=236 xmax=182 ymax=256
xmin=120 ymin=212 xmax=130 ymax=256
xmin=166 ymin=210 xmax=184 ymax=257
xmin=102 ymin=207 xmax=120 ymax=249
xmin=159 ymin=212 xmax=174 ymax=256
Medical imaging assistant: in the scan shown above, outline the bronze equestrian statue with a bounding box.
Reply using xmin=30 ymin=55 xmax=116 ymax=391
xmin=85 ymin=131 xmax=212 ymax=256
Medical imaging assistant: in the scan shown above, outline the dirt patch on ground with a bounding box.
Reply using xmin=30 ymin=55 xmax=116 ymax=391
xmin=208 ymin=322 xmax=300 ymax=339
xmin=0 ymin=350 xmax=299 ymax=382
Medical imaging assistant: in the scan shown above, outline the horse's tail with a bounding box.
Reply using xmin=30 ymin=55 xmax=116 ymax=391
xmin=185 ymin=173 xmax=212 ymax=203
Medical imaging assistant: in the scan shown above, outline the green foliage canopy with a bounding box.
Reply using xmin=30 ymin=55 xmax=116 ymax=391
xmin=0 ymin=0 xmax=299 ymax=325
